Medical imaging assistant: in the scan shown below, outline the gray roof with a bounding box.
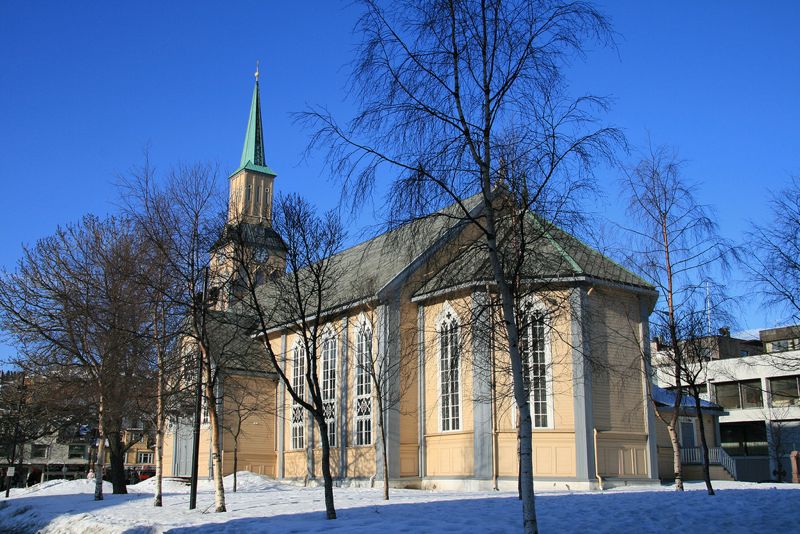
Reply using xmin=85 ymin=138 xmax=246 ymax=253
xmin=248 ymin=194 xmax=483 ymax=324
xmin=240 ymin=191 xmax=651 ymax=325
xmin=206 ymin=310 xmax=275 ymax=374
xmin=413 ymin=211 xmax=653 ymax=300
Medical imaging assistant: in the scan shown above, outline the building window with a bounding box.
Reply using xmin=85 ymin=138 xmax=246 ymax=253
xmin=714 ymin=380 xmax=763 ymax=410
xmin=254 ymin=184 xmax=261 ymax=213
xmin=321 ymin=332 xmax=337 ymax=448
xmin=520 ymin=308 xmax=551 ymax=428
xmin=201 ymin=395 xmax=209 ymax=425
xmin=31 ymin=444 xmax=49 ymax=458
xmin=68 ymin=444 xmax=86 ymax=459
xmin=770 ymin=376 xmax=800 ymax=407
xmin=137 ymin=451 xmax=154 ymax=464
xmin=355 ymin=321 xmax=372 ymax=446
xmin=439 ymin=309 xmax=460 ymax=432
xmin=721 ymin=421 xmax=768 ymax=456
xmin=291 ymin=344 xmax=306 ymax=450
xmin=245 ymin=183 xmax=252 ymax=211
xmin=768 ymin=339 xmax=799 ymax=353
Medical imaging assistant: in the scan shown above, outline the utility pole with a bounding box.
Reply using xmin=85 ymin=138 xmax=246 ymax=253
xmin=189 ymin=267 xmax=209 ymax=510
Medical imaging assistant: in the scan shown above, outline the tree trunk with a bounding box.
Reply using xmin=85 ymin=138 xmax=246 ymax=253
xmin=94 ymin=401 xmax=106 ymax=501
xmin=666 ymin=412 xmax=683 ymax=491
xmin=375 ymin=389 xmax=389 ymax=500
xmin=154 ymin=366 xmax=165 ymax=507
xmin=204 ymin=379 xmax=226 ymax=513
xmin=481 ymin=193 xmax=538 ymax=534
xmin=154 ymin=310 xmax=165 ymax=507
xmin=233 ymin=443 xmax=238 ymax=493
xmin=107 ymin=433 xmax=128 ymax=494
xmin=693 ymin=394 xmax=714 ymax=495
xmin=316 ymin=415 xmax=337 ymax=519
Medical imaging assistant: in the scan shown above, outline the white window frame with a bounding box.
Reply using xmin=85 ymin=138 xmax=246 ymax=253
xmin=321 ymin=327 xmax=337 ymax=448
xmin=437 ymin=302 xmax=462 ymax=432
xmin=291 ymin=341 xmax=306 ymax=450
xmin=136 ymin=451 xmax=154 ymax=464
xmin=516 ymin=299 xmax=554 ymax=429
xmin=354 ymin=315 xmax=373 ymax=446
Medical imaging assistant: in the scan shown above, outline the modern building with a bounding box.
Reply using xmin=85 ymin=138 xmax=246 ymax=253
xmin=162 ymin=73 xmax=665 ymax=491
xmin=654 ymin=326 xmax=800 ymax=481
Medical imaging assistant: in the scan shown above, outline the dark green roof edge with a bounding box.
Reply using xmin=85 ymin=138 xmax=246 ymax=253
xmin=229 ymin=161 xmax=277 ymax=179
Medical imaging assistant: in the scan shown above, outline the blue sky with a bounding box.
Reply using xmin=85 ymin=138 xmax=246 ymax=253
xmin=0 ymin=1 xmax=798 ymax=361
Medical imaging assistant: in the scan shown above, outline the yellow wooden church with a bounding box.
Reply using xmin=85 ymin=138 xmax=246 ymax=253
xmin=162 ymin=74 xmax=660 ymax=491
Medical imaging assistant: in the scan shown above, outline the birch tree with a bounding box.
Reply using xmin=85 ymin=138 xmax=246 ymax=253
xmin=621 ymin=144 xmax=737 ymax=492
xmin=120 ymin=162 xmax=230 ymax=512
xmin=303 ymin=2 xmax=619 ymax=531
xmin=228 ymin=193 xmax=346 ymax=520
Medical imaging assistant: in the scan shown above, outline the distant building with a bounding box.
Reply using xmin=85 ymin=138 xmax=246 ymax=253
xmin=654 ymin=325 xmax=800 ymax=482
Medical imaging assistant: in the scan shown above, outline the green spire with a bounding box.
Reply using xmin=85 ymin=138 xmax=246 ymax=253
xmin=235 ymin=64 xmax=276 ymax=177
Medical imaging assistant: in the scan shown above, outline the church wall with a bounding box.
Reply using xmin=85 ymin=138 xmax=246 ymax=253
xmin=344 ymin=311 xmax=377 ymax=478
xmin=423 ymin=292 xmax=475 ymax=477
xmin=277 ymin=311 xmax=382 ymax=480
xmin=398 ymin=291 xmax=422 ymax=477
xmin=161 ymin=430 xmax=175 ymax=477
xmin=219 ymin=374 xmax=278 ymax=478
xmin=490 ymin=290 xmax=578 ymax=479
xmin=587 ymin=286 xmax=650 ymax=478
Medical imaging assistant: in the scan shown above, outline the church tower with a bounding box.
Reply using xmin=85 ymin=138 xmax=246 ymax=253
xmin=212 ymin=66 xmax=286 ymax=306
xmin=228 ymin=63 xmax=276 ymax=225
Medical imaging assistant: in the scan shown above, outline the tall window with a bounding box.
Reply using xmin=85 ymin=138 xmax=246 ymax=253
xmin=244 ymin=183 xmax=252 ymax=212
xmin=355 ymin=323 xmax=373 ymax=446
xmin=439 ymin=311 xmax=460 ymax=431
xmin=254 ymin=184 xmax=261 ymax=214
xmin=291 ymin=344 xmax=306 ymax=450
xmin=520 ymin=309 xmax=550 ymax=428
xmin=322 ymin=333 xmax=337 ymax=447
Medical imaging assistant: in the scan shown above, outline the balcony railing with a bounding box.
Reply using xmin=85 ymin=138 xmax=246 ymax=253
xmin=680 ymin=446 xmax=738 ymax=480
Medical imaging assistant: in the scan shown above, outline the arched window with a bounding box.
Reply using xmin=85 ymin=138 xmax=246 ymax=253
xmin=354 ymin=319 xmax=372 ymax=446
xmin=439 ymin=305 xmax=461 ymax=432
xmin=291 ymin=343 xmax=305 ymax=449
xmin=254 ymin=183 xmax=261 ymax=214
xmin=519 ymin=306 xmax=551 ymax=428
xmin=321 ymin=330 xmax=337 ymax=447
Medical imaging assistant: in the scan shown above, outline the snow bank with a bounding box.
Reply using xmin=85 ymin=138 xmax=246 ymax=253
xmin=0 ymin=478 xmax=797 ymax=534
xmin=13 ymin=478 xmax=113 ymax=497
xmin=128 ymin=476 xmax=190 ymax=495
xmin=221 ymin=471 xmax=284 ymax=492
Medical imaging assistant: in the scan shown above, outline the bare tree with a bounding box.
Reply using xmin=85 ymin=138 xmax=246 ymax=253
xmin=346 ymin=300 xmax=404 ymax=501
xmin=675 ymin=306 xmax=736 ymax=496
xmin=120 ymin=161 xmax=230 ymax=512
xmin=746 ymin=176 xmax=800 ymax=326
xmin=228 ymin=193 xmax=345 ymax=520
xmin=221 ymin=375 xmax=270 ymax=493
xmin=303 ymin=2 xmax=620 ymax=531
xmin=0 ymin=215 xmax=153 ymax=499
xmin=621 ymin=144 xmax=737 ymax=492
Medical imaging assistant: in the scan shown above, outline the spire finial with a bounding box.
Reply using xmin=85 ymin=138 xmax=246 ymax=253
xmin=255 ymin=60 xmax=260 ymax=82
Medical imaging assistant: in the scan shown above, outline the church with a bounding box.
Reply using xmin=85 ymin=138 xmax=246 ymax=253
xmin=162 ymin=72 xmax=661 ymax=491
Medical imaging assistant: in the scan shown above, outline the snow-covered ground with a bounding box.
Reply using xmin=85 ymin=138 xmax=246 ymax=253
xmin=0 ymin=473 xmax=794 ymax=533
